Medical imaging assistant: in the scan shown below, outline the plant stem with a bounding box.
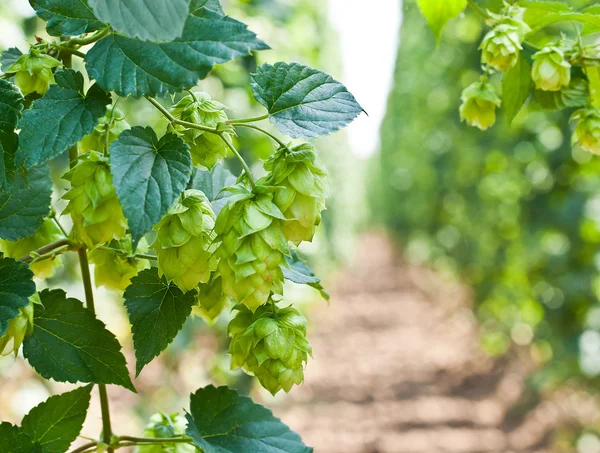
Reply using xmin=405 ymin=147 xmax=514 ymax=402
xmin=117 ymin=436 xmax=192 ymax=445
xmin=69 ymin=442 xmax=98 ymax=453
xmin=98 ymin=245 xmax=158 ymax=261
xmin=78 ymin=248 xmax=114 ymax=452
xmin=467 ymin=0 xmax=487 ymax=20
xmin=228 ymin=114 xmax=268 ymax=124
xmin=51 ymin=214 xmax=69 ymax=237
xmin=229 ymin=123 xmax=289 ymax=150
xmin=145 ymin=96 xmax=219 ymax=134
xmin=67 ymin=27 xmax=111 ymax=47
xmin=29 ymin=244 xmax=70 ymax=265
xmin=220 ymin=134 xmax=256 ymax=190
xmin=57 ymin=47 xmax=86 ymax=59
xmin=19 ymin=239 xmax=71 ymax=262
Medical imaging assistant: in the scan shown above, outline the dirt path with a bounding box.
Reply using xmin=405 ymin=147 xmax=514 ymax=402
xmin=277 ymin=233 xmax=566 ymax=453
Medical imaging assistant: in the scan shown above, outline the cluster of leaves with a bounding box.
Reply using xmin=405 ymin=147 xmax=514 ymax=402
xmin=418 ymin=0 xmax=600 ymax=155
xmin=0 ymin=0 xmax=363 ymax=451
xmin=375 ymin=0 xmax=600 ymax=398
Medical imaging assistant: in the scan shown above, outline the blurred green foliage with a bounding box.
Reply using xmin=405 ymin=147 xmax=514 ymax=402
xmin=374 ymin=0 xmax=600 ymax=390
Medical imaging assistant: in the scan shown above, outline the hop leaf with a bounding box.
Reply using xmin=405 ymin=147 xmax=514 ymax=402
xmin=135 ymin=412 xmax=195 ymax=453
xmin=89 ymin=237 xmax=150 ymax=291
xmin=228 ymin=303 xmax=311 ymax=394
xmin=62 ymin=151 xmax=127 ymax=248
xmin=532 ymin=45 xmax=571 ymax=92
xmin=5 ymin=50 xmax=61 ymax=95
xmin=459 ymin=79 xmax=501 ymax=130
xmin=572 ymin=107 xmax=600 ymax=155
xmin=0 ymin=293 xmax=39 ymax=356
xmin=154 ymin=189 xmax=218 ymax=292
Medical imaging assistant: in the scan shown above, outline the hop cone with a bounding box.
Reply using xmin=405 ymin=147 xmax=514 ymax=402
xmin=215 ymin=185 xmax=289 ymax=312
xmin=260 ymin=143 xmax=329 ymax=245
xmin=89 ymin=237 xmax=149 ymax=291
xmin=0 ymin=218 xmax=64 ymax=278
xmin=168 ymin=92 xmax=230 ymax=169
xmin=63 ymin=151 xmax=127 ymax=248
xmin=459 ymin=79 xmax=501 ymax=130
xmin=80 ymin=105 xmax=130 ymax=153
xmin=134 ymin=413 xmax=196 ymax=453
xmin=6 ymin=50 xmax=61 ymax=95
xmin=532 ymin=45 xmax=571 ymax=92
xmin=572 ymin=107 xmax=600 ymax=155
xmin=0 ymin=294 xmax=39 ymax=356
xmin=154 ymin=190 xmax=217 ymax=292
xmin=228 ymin=303 xmax=312 ymax=395
xmin=192 ymin=275 xmax=231 ymax=325
xmin=479 ymin=23 xmax=525 ymax=72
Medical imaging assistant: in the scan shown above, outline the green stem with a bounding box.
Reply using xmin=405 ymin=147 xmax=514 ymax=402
xmin=57 ymin=47 xmax=86 ymax=59
xmin=230 ymin=123 xmax=289 ymax=150
xmin=467 ymin=0 xmax=487 ymax=20
xmin=69 ymin=442 xmax=98 ymax=453
xmin=19 ymin=239 xmax=71 ymax=263
xmin=145 ymin=96 xmax=219 ymax=134
xmin=220 ymin=134 xmax=256 ymax=190
xmin=67 ymin=27 xmax=111 ymax=46
xmin=29 ymin=244 xmax=70 ymax=265
xmin=51 ymin=214 xmax=69 ymax=237
xmin=228 ymin=113 xmax=268 ymax=124
xmin=117 ymin=436 xmax=191 ymax=444
xmin=98 ymin=245 xmax=157 ymax=261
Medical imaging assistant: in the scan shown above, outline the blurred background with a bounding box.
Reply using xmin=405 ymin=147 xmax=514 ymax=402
xmin=4 ymin=0 xmax=600 ymax=452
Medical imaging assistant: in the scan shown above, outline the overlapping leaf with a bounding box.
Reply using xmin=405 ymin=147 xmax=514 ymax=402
xmin=188 ymin=164 xmax=236 ymax=215
xmin=0 ymin=47 xmax=23 ymax=72
xmin=0 ymin=257 xmax=35 ymax=336
xmin=417 ymin=0 xmax=466 ymax=42
xmin=30 ymin=0 xmax=104 ymax=36
xmin=0 ymin=423 xmax=36 ymax=453
xmin=502 ymin=54 xmax=532 ymax=124
xmin=283 ymin=251 xmax=329 ymax=301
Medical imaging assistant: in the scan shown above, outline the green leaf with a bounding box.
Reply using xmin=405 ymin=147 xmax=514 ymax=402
xmin=16 ymin=69 xmax=110 ymax=169
xmin=0 ymin=257 xmax=35 ymax=336
xmin=0 ymin=164 xmax=52 ymax=240
xmin=21 ymin=385 xmax=92 ymax=453
xmin=186 ymin=385 xmax=313 ymax=453
xmin=1 ymin=48 xmax=23 ymax=73
xmin=190 ymin=0 xmax=223 ymax=14
xmin=533 ymin=77 xmax=589 ymax=110
xmin=188 ymin=164 xmax=236 ymax=215
xmin=124 ymin=268 xmax=196 ymax=376
xmin=250 ymin=62 xmax=363 ymax=139
xmin=0 ymin=79 xmax=24 ymax=134
xmin=110 ymin=127 xmax=192 ymax=246
xmin=583 ymin=5 xmax=600 ymax=34
xmin=0 ymin=423 xmax=36 ymax=453
xmin=521 ymin=1 xmax=600 ymax=31
xmin=282 ymin=251 xmax=329 ymax=301
xmin=30 ymin=0 xmax=104 ymax=36
xmin=587 ymin=67 xmax=600 ymax=109
xmin=502 ymin=54 xmax=532 ymax=124
xmin=89 ymin=0 xmax=191 ymax=41
xmin=23 ymin=289 xmax=135 ymax=392
xmin=416 ymin=0 xmax=467 ymax=42
xmin=85 ymin=7 xmax=268 ymax=97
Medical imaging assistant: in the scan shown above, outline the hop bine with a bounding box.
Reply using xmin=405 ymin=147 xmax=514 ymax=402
xmin=228 ymin=303 xmax=311 ymax=395
xmin=154 ymin=190 xmax=218 ymax=293
xmin=459 ymin=79 xmax=501 ymax=130
xmin=5 ymin=50 xmax=61 ymax=95
xmin=0 ymin=294 xmax=40 ymax=356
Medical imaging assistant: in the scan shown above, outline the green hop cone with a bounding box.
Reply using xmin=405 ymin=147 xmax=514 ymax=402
xmin=134 ymin=412 xmax=196 ymax=453
xmin=260 ymin=143 xmax=329 ymax=245
xmin=532 ymin=46 xmax=571 ymax=92
xmin=572 ymin=107 xmax=600 ymax=155
xmin=0 ymin=294 xmax=40 ymax=356
xmin=215 ymin=185 xmax=289 ymax=312
xmin=154 ymin=189 xmax=218 ymax=292
xmin=6 ymin=50 xmax=61 ymax=96
xmin=479 ymin=23 xmax=525 ymax=72
xmin=79 ymin=105 xmax=131 ymax=153
xmin=459 ymin=79 xmax=501 ymax=130
xmin=192 ymin=275 xmax=231 ymax=324
xmin=228 ymin=303 xmax=312 ymax=395
xmin=0 ymin=218 xmax=64 ymax=278
xmin=168 ymin=92 xmax=231 ymax=169
xmin=63 ymin=151 xmax=128 ymax=248
xmin=89 ymin=237 xmax=150 ymax=291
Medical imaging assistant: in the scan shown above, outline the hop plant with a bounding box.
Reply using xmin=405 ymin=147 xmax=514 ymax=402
xmin=0 ymin=218 xmax=64 ymax=278
xmin=192 ymin=275 xmax=231 ymax=324
xmin=154 ymin=190 xmax=218 ymax=292
xmin=228 ymin=303 xmax=311 ymax=395
xmin=168 ymin=92 xmax=231 ymax=169
xmin=572 ymin=107 xmax=600 ymax=155
xmin=5 ymin=50 xmax=61 ymax=95
xmin=532 ymin=46 xmax=571 ymax=91
xmin=215 ymin=185 xmax=289 ymax=312
xmin=0 ymin=294 xmax=39 ymax=356
xmin=79 ymin=105 xmax=131 ymax=153
xmin=260 ymin=143 xmax=329 ymax=245
xmin=479 ymin=23 xmax=526 ymax=72
xmin=459 ymin=79 xmax=501 ymax=130
xmin=63 ymin=151 xmax=127 ymax=248
xmin=89 ymin=237 xmax=150 ymax=291
xmin=134 ymin=413 xmax=196 ymax=453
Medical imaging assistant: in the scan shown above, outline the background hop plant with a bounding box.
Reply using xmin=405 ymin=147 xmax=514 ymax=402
xmin=154 ymin=189 xmax=217 ymax=292
xmin=5 ymin=49 xmax=60 ymax=95
xmin=63 ymin=151 xmax=127 ymax=248
xmin=459 ymin=79 xmax=501 ymax=130
xmin=572 ymin=107 xmax=600 ymax=155
xmin=79 ymin=105 xmax=131 ymax=153
xmin=0 ymin=218 xmax=64 ymax=278
xmin=532 ymin=45 xmax=571 ymax=91
xmin=168 ymin=92 xmax=231 ymax=169
xmin=260 ymin=143 xmax=329 ymax=245
xmin=192 ymin=275 xmax=231 ymax=325
xmin=215 ymin=184 xmax=289 ymax=312
xmin=228 ymin=303 xmax=312 ymax=395
xmin=0 ymin=294 xmax=39 ymax=356
xmin=134 ymin=412 xmax=196 ymax=453
xmin=89 ymin=237 xmax=149 ymax=291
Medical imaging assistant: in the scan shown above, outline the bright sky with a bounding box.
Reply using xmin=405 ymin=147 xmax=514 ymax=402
xmin=328 ymin=0 xmax=402 ymax=158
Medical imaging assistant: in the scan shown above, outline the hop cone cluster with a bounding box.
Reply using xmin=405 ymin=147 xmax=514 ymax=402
xmin=168 ymin=92 xmax=231 ymax=169
xmin=215 ymin=185 xmax=288 ymax=312
xmin=154 ymin=190 xmax=217 ymax=292
xmin=0 ymin=218 xmax=63 ymax=278
xmin=192 ymin=275 xmax=230 ymax=324
xmin=0 ymin=294 xmax=39 ymax=356
xmin=134 ymin=413 xmax=195 ymax=453
xmin=479 ymin=8 xmax=530 ymax=72
xmin=89 ymin=237 xmax=149 ymax=291
xmin=6 ymin=50 xmax=60 ymax=95
xmin=260 ymin=143 xmax=329 ymax=245
xmin=228 ymin=303 xmax=311 ymax=394
xmin=63 ymin=151 xmax=127 ymax=248
xmin=572 ymin=107 xmax=600 ymax=155
xmin=80 ymin=105 xmax=130 ymax=153
xmin=532 ymin=45 xmax=571 ymax=92
xmin=459 ymin=79 xmax=501 ymax=130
